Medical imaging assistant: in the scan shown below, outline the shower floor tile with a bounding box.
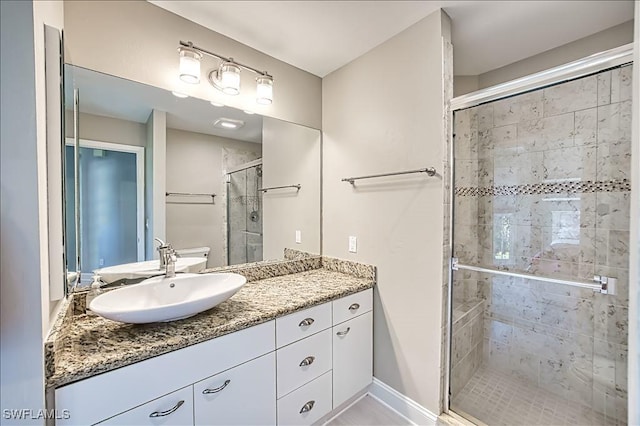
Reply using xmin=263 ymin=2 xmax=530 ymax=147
xmin=451 ymin=367 xmax=624 ymax=426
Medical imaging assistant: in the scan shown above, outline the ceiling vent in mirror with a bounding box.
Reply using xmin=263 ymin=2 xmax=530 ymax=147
xmin=213 ymin=118 xmax=245 ymax=130
xmin=177 ymin=40 xmax=274 ymax=105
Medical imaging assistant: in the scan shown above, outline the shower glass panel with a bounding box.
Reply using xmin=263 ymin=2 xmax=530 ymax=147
xmin=227 ymin=164 xmax=263 ymax=265
xmin=450 ymin=65 xmax=632 ymax=425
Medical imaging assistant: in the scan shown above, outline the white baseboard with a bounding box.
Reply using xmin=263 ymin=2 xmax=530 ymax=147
xmin=367 ymin=378 xmax=439 ymax=425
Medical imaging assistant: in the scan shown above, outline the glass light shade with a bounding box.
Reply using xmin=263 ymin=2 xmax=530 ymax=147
xmin=219 ymin=62 xmax=241 ymax=95
xmin=256 ymin=75 xmax=273 ymax=105
xmin=179 ymin=47 xmax=202 ymax=84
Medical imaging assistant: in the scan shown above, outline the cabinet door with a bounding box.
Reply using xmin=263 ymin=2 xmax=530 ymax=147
xmin=98 ymin=386 xmax=193 ymax=426
xmin=193 ymin=352 xmax=276 ymax=426
xmin=332 ymin=311 xmax=373 ymax=407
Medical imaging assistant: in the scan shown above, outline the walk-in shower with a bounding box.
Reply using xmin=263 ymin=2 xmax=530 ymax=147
xmin=448 ymin=46 xmax=632 ymax=426
xmin=226 ymin=160 xmax=263 ymax=265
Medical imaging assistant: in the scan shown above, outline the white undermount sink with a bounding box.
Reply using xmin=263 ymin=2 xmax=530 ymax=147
xmin=89 ymin=273 xmax=247 ymax=323
xmin=94 ymin=258 xmax=208 ymax=284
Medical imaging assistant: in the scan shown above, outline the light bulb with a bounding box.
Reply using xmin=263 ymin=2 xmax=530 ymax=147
xmin=178 ymin=47 xmax=202 ymax=84
xmin=219 ymin=62 xmax=241 ymax=95
xmin=256 ymin=75 xmax=273 ymax=105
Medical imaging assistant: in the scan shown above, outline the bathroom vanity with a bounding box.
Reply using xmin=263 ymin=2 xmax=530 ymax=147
xmin=46 ymin=256 xmax=375 ymax=425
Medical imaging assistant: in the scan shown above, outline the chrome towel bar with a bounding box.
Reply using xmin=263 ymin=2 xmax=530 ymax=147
xmin=166 ymin=192 xmax=216 ymax=199
xmin=259 ymin=184 xmax=301 ymax=193
xmin=342 ymin=167 xmax=436 ymax=184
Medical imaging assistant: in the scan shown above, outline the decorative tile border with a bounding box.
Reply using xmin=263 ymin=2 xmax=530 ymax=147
xmin=455 ymin=179 xmax=630 ymax=197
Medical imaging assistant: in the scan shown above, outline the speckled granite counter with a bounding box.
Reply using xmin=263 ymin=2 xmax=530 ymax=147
xmin=46 ymin=255 xmax=375 ymax=390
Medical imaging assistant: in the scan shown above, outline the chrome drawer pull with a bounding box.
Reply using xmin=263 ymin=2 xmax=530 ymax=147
xmin=299 ymin=356 xmax=315 ymax=367
xmin=348 ymin=303 xmax=360 ymax=311
xmin=149 ymin=400 xmax=184 ymax=417
xmin=298 ymin=318 xmax=315 ymax=327
xmin=336 ymin=327 xmax=351 ymax=336
xmin=299 ymin=400 xmax=315 ymax=414
xmin=202 ymin=379 xmax=231 ymax=394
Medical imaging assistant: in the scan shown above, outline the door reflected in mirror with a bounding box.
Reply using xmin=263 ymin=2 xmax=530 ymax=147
xmin=64 ymin=65 xmax=320 ymax=286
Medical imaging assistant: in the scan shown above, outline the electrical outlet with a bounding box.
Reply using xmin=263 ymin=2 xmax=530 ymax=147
xmin=295 ymin=230 xmax=302 ymax=244
xmin=99 ymin=258 xmax=105 ymax=266
xmin=348 ymin=236 xmax=357 ymax=253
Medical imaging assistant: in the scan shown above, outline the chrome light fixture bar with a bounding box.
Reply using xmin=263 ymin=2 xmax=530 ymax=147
xmin=178 ymin=40 xmax=274 ymax=105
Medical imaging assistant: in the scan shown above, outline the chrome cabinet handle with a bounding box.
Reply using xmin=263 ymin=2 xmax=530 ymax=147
xmin=299 ymin=400 xmax=315 ymax=414
xmin=202 ymin=379 xmax=231 ymax=394
xmin=299 ymin=356 xmax=315 ymax=367
xmin=349 ymin=303 xmax=360 ymax=311
xmin=298 ymin=318 xmax=315 ymax=327
xmin=336 ymin=327 xmax=351 ymax=336
xmin=149 ymin=400 xmax=184 ymax=418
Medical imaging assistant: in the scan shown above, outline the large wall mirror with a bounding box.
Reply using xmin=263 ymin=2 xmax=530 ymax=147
xmin=63 ymin=65 xmax=321 ymax=287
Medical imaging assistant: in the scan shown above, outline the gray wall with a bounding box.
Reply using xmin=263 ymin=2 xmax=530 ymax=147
xmin=454 ymin=20 xmax=634 ymax=96
xmin=63 ymin=1 xmax=322 ymax=129
xmin=1 ymin=0 xmax=63 ymax=420
xmin=322 ymin=10 xmax=451 ymax=413
xmin=165 ymin=128 xmax=261 ymax=267
xmin=262 ymin=118 xmax=321 ymax=259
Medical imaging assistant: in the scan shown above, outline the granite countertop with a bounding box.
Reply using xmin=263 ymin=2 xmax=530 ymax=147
xmin=47 ymin=256 xmax=375 ymax=389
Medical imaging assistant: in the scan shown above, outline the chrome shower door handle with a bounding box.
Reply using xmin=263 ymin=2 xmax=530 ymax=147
xmin=149 ymin=400 xmax=184 ymax=417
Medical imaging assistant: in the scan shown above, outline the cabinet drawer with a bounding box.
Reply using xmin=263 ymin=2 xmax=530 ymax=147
xmin=98 ymin=386 xmax=193 ymax=426
xmin=333 ymin=311 xmax=373 ymax=408
xmin=276 ymin=329 xmax=331 ymax=398
xmin=276 ymin=371 xmax=332 ymax=426
xmin=276 ymin=302 xmax=331 ymax=348
xmin=194 ymin=352 xmax=276 ymax=426
xmin=332 ymin=289 xmax=372 ymax=325
xmin=56 ymin=321 xmax=275 ymax=425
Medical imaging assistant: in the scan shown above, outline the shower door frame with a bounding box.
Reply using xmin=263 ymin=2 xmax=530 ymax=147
xmin=444 ymin=43 xmax=634 ymax=416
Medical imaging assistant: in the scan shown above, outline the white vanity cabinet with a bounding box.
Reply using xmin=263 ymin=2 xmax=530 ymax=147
xmin=274 ymin=288 xmax=373 ymax=424
xmin=54 ymin=289 xmax=373 ymax=426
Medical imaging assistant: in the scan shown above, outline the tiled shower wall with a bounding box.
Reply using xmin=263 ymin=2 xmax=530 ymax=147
xmin=452 ymin=65 xmax=632 ymax=423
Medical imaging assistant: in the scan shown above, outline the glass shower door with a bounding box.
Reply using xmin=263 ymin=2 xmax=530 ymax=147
xmin=450 ymin=65 xmax=632 ymax=425
xmin=227 ymin=164 xmax=263 ymax=265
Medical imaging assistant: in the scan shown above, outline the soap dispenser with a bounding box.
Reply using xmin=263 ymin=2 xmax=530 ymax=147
xmin=86 ymin=274 xmax=104 ymax=315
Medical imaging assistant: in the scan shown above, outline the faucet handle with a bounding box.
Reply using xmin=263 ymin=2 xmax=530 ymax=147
xmin=154 ymin=237 xmax=167 ymax=248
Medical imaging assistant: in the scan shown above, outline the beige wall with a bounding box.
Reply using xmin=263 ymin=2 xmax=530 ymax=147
xmin=63 ymin=1 xmax=322 ymax=129
xmin=65 ymin=112 xmax=147 ymax=146
xmin=165 ymin=128 xmax=261 ymax=267
xmin=322 ymin=10 xmax=451 ymax=413
xmin=454 ymin=20 xmax=634 ymax=96
xmin=262 ymin=118 xmax=321 ymax=259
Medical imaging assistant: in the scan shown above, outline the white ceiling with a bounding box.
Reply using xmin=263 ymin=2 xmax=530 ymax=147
xmin=65 ymin=66 xmax=263 ymax=143
xmin=149 ymin=0 xmax=633 ymax=77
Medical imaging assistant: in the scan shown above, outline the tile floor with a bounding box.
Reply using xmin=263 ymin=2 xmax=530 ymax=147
xmin=451 ymin=367 xmax=625 ymax=426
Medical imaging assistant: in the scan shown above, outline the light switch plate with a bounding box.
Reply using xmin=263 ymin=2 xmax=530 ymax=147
xmin=348 ymin=236 xmax=357 ymax=253
xmin=295 ymin=230 xmax=302 ymax=244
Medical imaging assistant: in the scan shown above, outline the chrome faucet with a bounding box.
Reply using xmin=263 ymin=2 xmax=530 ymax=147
xmin=154 ymin=237 xmax=169 ymax=268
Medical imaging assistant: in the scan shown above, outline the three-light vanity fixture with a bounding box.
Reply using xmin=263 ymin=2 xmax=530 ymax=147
xmin=178 ymin=40 xmax=274 ymax=105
